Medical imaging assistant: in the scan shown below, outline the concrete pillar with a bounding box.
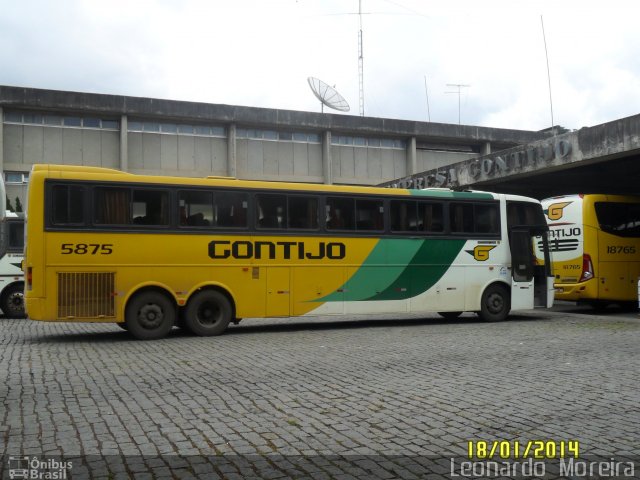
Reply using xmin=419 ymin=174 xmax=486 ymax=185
xmin=323 ymin=130 xmax=332 ymax=184
xmin=120 ymin=115 xmax=128 ymax=172
xmin=407 ymin=137 xmax=417 ymax=175
xmin=0 ymin=107 xmax=4 ymax=175
xmin=481 ymin=141 xmax=491 ymax=156
xmin=0 ymin=107 xmax=4 ymax=173
xmin=227 ymin=123 xmax=237 ymax=178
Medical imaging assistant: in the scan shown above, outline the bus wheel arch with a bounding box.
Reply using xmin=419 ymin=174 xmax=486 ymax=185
xmin=1 ymin=281 xmax=26 ymax=318
xmin=478 ymin=282 xmax=511 ymax=322
xmin=184 ymin=286 xmax=234 ymax=336
xmin=124 ymin=287 xmax=177 ymax=340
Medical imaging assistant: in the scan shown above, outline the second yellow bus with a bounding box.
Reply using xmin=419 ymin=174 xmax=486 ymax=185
xmin=542 ymin=194 xmax=640 ymax=309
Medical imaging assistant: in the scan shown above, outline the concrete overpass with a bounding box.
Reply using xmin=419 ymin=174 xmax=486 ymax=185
xmin=380 ymin=113 xmax=640 ymax=199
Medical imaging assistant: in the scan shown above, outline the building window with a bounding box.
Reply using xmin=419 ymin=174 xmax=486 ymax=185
xmin=4 ymin=172 xmax=29 ymax=184
xmin=82 ymin=118 xmax=101 ymax=128
xmin=3 ymin=110 xmax=119 ymax=130
xmin=330 ymin=135 xmax=406 ymax=149
xmin=235 ymin=128 xmax=320 ymax=143
xmin=129 ymin=121 xmax=225 ymax=138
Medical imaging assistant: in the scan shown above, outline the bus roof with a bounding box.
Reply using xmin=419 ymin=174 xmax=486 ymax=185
xmin=31 ymin=163 xmax=512 ymax=200
xmin=542 ymin=193 xmax=640 ymax=203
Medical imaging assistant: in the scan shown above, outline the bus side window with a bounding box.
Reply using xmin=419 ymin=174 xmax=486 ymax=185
xmin=132 ymin=190 xmax=169 ymax=226
xmin=256 ymin=194 xmax=287 ymax=229
xmin=326 ymin=197 xmax=355 ymax=230
xmin=390 ymin=200 xmax=417 ymax=232
xmin=419 ymin=202 xmax=443 ymax=233
xmin=52 ymin=185 xmax=84 ymax=224
xmin=94 ymin=187 xmax=131 ymax=225
xmin=179 ymin=191 xmax=213 ymax=227
xmin=8 ymin=222 xmax=24 ymax=250
xmin=288 ymin=196 xmax=318 ymax=230
xmin=215 ymin=192 xmax=248 ymax=228
xmin=475 ymin=204 xmax=499 ymax=233
xmin=355 ymin=199 xmax=383 ymax=231
xmin=450 ymin=203 xmax=473 ymax=233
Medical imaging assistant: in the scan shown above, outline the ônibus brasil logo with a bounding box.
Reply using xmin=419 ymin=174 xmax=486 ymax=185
xmin=7 ymin=456 xmax=72 ymax=479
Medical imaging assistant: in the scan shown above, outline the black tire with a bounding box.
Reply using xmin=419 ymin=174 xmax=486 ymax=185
xmin=478 ymin=284 xmax=510 ymax=322
xmin=437 ymin=311 xmax=463 ymax=320
xmin=184 ymin=290 xmax=232 ymax=336
xmin=619 ymin=301 xmax=638 ymax=312
xmin=125 ymin=291 xmax=175 ymax=340
xmin=1 ymin=283 xmax=26 ymax=318
xmin=586 ymin=300 xmax=610 ymax=311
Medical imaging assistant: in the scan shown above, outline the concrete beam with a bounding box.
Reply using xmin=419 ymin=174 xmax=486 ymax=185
xmin=0 ymin=85 xmax=546 ymax=148
xmin=383 ymin=112 xmax=640 ymax=191
xmin=0 ymin=107 xmax=3 ymax=173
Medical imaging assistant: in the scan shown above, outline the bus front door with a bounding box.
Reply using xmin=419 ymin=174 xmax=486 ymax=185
xmin=509 ymin=229 xmax=536 ymax=310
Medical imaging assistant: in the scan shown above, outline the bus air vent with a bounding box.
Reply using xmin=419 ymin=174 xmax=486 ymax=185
xmin=57 ymin=272 xmax=116 ymax=319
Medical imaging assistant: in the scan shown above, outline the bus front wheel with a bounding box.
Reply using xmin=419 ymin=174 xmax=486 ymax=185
xmin=184 ymin=290 xmax=232 ymax=336
xmin=125 ymin=291 xmax=176 ymax=340
xmin=478 ymin=284 xmax=510 ymax=322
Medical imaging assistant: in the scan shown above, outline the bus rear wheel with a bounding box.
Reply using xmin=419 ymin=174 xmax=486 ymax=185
xmin=478 ymin=284 xmax=510 ymax=322
xmin=1 ymin=283 xmax=26 ymax=318
xmin=184 ymin=290 xmax=232 ymax=336
xmin=125 ymin=291 xmax=175 ymax=340
xmin=0 ymin=283 xmax=27 ymax=318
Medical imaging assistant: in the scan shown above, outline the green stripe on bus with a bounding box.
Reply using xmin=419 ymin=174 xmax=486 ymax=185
xmin=362 ymin=238 xmax=465 ymax=301
xmin=317 ymin=239 xmax=421 ymax=302
xmin=319 ymin=238 xmax=466 ymax=302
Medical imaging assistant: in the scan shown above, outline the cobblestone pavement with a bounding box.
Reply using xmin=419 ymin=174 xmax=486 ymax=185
xmin=1 ymin=309 xmax=639 ymax=479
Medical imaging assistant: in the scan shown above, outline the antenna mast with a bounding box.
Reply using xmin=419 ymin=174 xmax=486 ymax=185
xmin=445 ymin=83 xmax=470 ymax=125
xmin=424 ymin=75 xmax=431 ymax=122
xmin=358 ymin=0 xmax=364 ymax=116
xmin=541 ymin=15 xmax=555 ymax=135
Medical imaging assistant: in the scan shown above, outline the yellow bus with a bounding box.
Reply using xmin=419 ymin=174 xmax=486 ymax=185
xmin=23 ymin=164 xmax=554 ymax=340
xmin=542 ymin=194 xmax=640 ymax=308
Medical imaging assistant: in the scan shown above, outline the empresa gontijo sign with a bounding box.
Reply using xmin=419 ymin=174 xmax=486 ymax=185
xmin=384 ymin=138 xmax=572 ymax=190
xmin=208 ymin=240 xmax=347 ymax=260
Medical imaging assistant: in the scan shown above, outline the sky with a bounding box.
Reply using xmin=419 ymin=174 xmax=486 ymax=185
xmin=1 ymin=0 xmax=639 ymax=131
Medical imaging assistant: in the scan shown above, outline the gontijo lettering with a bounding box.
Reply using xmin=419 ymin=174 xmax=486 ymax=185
xmin=208 ymin=240 xmax=346 ymax=260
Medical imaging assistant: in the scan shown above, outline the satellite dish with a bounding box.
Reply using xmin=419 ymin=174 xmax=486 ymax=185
xmin=307 ymin=77 xmax=350 ymax=113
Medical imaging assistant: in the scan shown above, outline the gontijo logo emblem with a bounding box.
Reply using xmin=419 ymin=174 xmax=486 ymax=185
xmin=466 ymin=245 xmax=496 ymax=261
xmin=544 ymin=201 xmax=572 ymax=221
